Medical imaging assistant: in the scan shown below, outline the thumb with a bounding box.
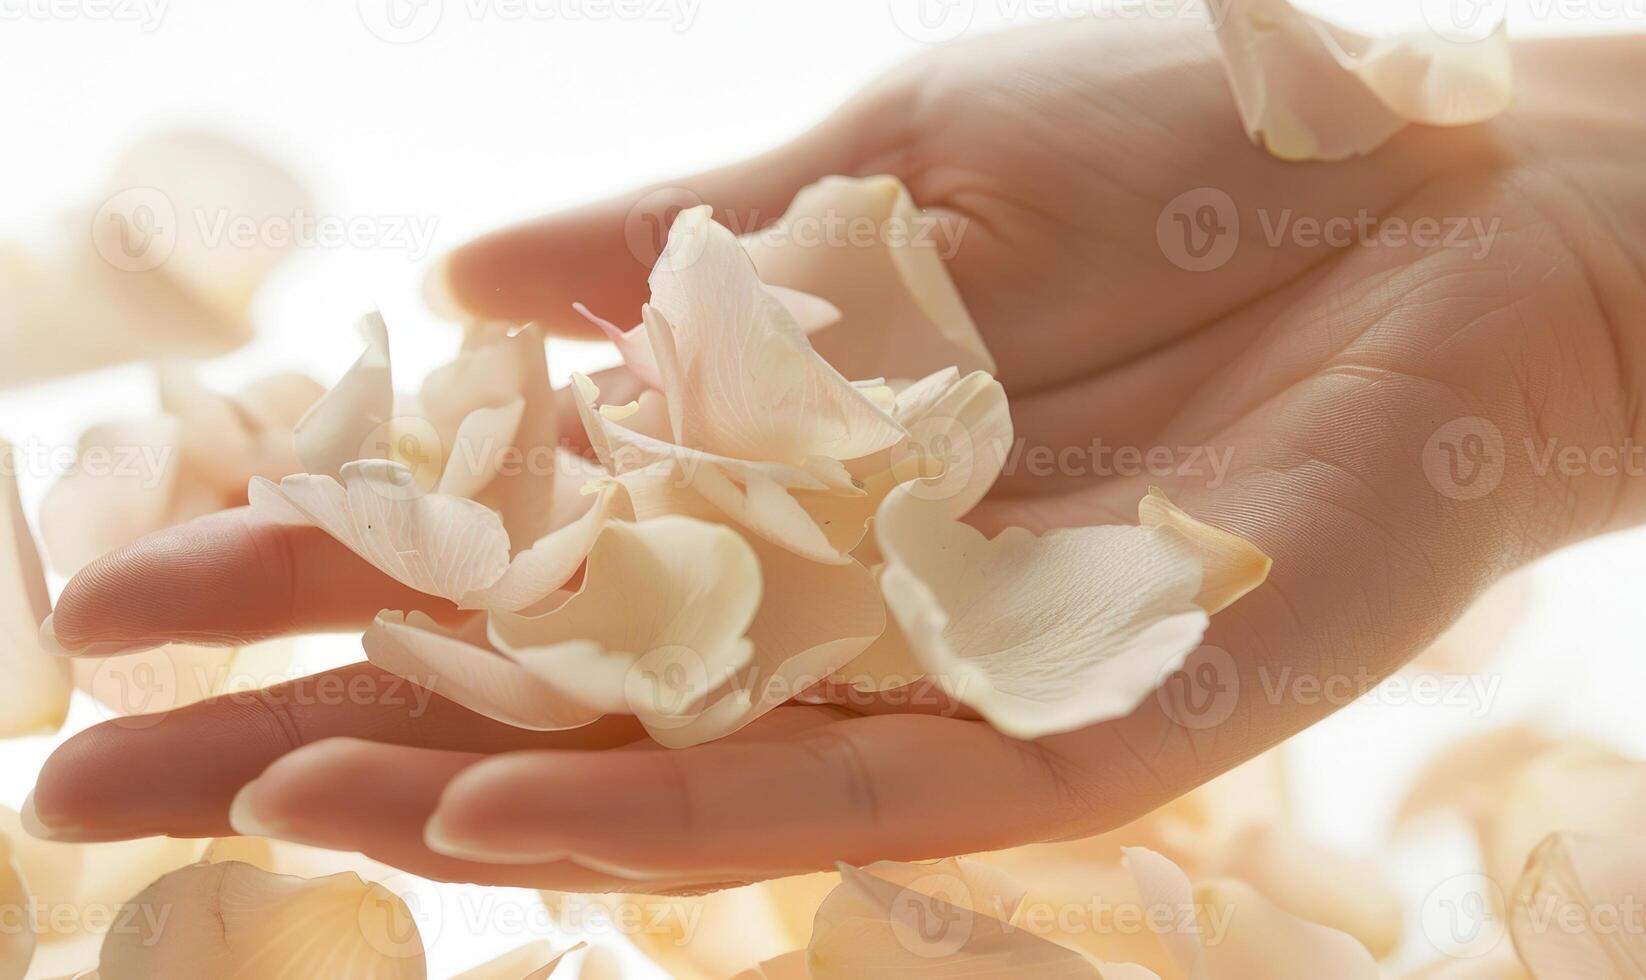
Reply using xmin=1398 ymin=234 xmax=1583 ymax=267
xmin=425 ymin=116 xmax=875 ymax=336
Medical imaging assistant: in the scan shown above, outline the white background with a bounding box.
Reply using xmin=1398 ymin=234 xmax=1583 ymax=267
xmin=3 ymin=0 xmax=1645 ymax=975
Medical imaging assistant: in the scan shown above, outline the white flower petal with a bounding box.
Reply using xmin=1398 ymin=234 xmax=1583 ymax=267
xmin=1211 ymin=0 xmax=1511 ymax=161
xmin=452 ymin=940 xmax=584 ymax=980
xmin=461 ymin=482 xmax=631 ymax=613
xmin=1510 ymin=832 xmax=1646 ymax=978
xmin=1 ymin=827 xmax=34 ymax=980
xmin=809 ymin=861 xmax=1101 ymax=978
xmin=646 ymin=208 xmax=906 ymax=464
xmin=363 ymin=611 xmax=602 ymax=731
xmin=490 ymin=517 xmax=760 ymax=725
xmin=249 ymin=461 xmax=511 ymax=603
xmin=650 ymin=538 xmax=884 ymax=748
xmin=876 ymin=486 xmax=1210 ymax=740
xmin=577 ymin=284 xmax=839 ymax=390
xmin=293 ymin=313 xmax=394 ymax=478
xmin=1121 ymin=847 xmax=1380 ymax=980
xmin=1138 ymin=490 xmax=1271 ymax=615
xmin=2 ymin=442 xmax=72 ymax=738
xmin=437 ymin=398 xmax=526 ymax=499
xmin=743 ymin=175 xmax=995 ymax=383
xmin=39 ymin=417 xmax=183 ymax=575
xmin=98 ymin=861 xmax=425 ymax=980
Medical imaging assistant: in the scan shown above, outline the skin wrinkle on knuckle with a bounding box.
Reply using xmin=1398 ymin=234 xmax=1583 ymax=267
xmin=794 ymin=730 xmax=882 ymax=831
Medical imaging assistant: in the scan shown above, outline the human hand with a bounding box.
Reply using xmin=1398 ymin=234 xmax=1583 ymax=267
xmin=30 ymin=19 xmax=1646 ymax=892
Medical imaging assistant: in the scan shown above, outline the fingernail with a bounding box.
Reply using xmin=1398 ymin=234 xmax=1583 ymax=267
xmin=20 ymin=791 xmax=77 ymax=842
xmin=227 ymin=782 xmax=281 ymax=839
xmin=39 ymin=613 xmax=162 ymax=659
xmin=422 ymin=255 xmax=466 ymax=322
xmin=423 ymin=812 xmax=568 ymax=865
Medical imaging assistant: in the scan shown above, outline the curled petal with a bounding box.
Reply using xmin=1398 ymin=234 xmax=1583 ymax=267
xmin=876 ymin=485 xmax=1210 ymax=740
xmin=490 ymin=517 xmax=760 ymax=730
xmin=1510 ymin=832 xmax=1646 ymax=979
xmin=809 ymin=860 xmax=1101 ymax=978
xmin=451 ymin=940 xmax=584 ymax=979
xmin=461 ymin=482 xmax=631 ymax=612
xmin=743 ymin=175 xmax=995 ymax=382
xmin=1137 ymin=490 xmax=1271 ymax=615
xmin=577 ymin=284 xmax=839 ymax=390
xmin=363 ymin=611 xmax=601 ymax=731
xmin=99 ymin=861 xmax=425 ymax=980
xmin=293 ymin=313 xmax=394 ymax=478
xmin=1122 ymin=847 xmax=1380 ymax=980
xmin=649 ymin=539 xmax=884 ymax=748
xmin=1211 ymin=0 xmax=1511 ymax=161
xmin=2 ymin=444 xmax=72 ymax=738
xmin=645 ymin=208 xmax=906 ymax=464
xmin=250 ymin=461 xmax=512 ymax=603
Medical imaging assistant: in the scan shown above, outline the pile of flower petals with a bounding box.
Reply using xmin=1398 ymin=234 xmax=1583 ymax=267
xmin=253 ymin=176 xmax=1272 ymax=747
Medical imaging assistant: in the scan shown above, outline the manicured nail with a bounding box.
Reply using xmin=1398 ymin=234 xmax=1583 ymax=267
xmin=227 ymin=782 xmax=283 ymax=839
xmin=39 ymin=613 xmax=161 ymax=658
xmin=422 ymin=812 xmax=568 ymax=865
xmin=19 ymin=791 xmax=76 ymax=842
xmin=422 ymin=256 xmax=466 ymax=322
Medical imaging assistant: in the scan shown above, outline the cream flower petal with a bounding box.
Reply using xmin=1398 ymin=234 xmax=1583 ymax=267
xmin=437 ymin=398 xmax=526 ymax=499
xmin=1488 ymin=745 xmax=1646 ymax=891
xmin=234 ymin=372 xmax=328 ymax=435
xmin=97 ymin=131 xmax=310 ymax=320
xmin=826 ymin=589 xmax=925 ymax=693
xmin=1121 ymin=847 xmax=1380 ymax=980
xmin=460 ymin=482 xmax=630 ymax=613
xmin=249 ymin=460 xmax=511 ymax=603
xmin=1138 ymin=490 xmax=1271 ymax=615
xmin=489 ymin=517 xmax=760 ymax=725
xmin=809 ymin=861 xmax=1101 ymax=978
xmin=0 ymin=807 xmax=206 ymax=954
xmin=1 ymin=828 xmax=34 ymax=980
xmin=451 ymin=941 xmax=583 ymax=979
xmin=1210 ymin=0 xmax=1511 ymax=161
xmin=293 ymin=313 xmax=394 ymax=478
xmin=876 ymin=485 xmax=1210 ymax=740
xmin=742 ymin=175 xmax=995 ymax=383
xmin=39 ymin=416 xmax=183 ymax=575
xmin=3 ymin=443 xmax=73 ymax=738
xmin=577 ymin=284 xmax=840 ymax=390
xmin=1202 ymin=825 xmax=1403 ymax=960
xmin=363 ymin=610 xmax=602 ymax=731
xmin=648 ymin=538 xmax=884 ymax=748
xmin=98 ymin=861 xmax=425 ymax=980
xmin=469 ymin=326 xmax=561 ymax=551
xmin=645 ymin=208 xmax=906 ymax=464
xmin=732 ymin=951 xmax=810 ymax=980
xmin=1510 ymin=833 xmax=1646 ymax=978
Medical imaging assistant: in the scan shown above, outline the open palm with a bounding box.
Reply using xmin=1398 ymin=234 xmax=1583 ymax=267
xmin=32 ymin=18 xmax=1646 ymax=892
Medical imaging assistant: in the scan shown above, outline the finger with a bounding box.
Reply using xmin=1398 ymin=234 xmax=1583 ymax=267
xmin=48 ymin=508 xmax=461 ymax=653
xmin=426 ymin=120 xmax=868 ymax=334
xmin=424 ymin=713 xmax=1089 ymax=880
xmin=29 ymin=663 xmax=644 ymax=842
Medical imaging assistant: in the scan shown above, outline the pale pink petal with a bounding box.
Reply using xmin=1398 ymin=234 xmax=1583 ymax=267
xmin=1211 ymin=0 xmax=1511 ymax=161
xmin=363 ymin=611 xmax=602 ymax=731
xmin=1509 ymin=832 xmax=1646 ymax=978
xmin=742 ymin=175 xmax=995 ymax=383
xmin=293 ymin=313 xmax=394 ymax=478
xmin=489 ymin=518 xmax=760 ymax=731
xmin=98 ymin=861 xmax=425 ymax=980
xmin=645 ymin=208 xmax=906 ymax=464
xmin=2 ymin=445 xmax=72 ymax=737
xmin=876 ymin=485 xmax=1210 ymax=740
xmin=249 ymin=460 xmax=512 ymax=603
